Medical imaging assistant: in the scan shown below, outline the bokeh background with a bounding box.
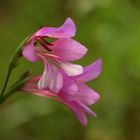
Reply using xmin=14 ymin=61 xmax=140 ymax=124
xmin=0 ymin=0 xmax=140 ymax=140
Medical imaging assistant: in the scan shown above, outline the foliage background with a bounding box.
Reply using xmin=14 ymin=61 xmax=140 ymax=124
xmin=0 ymin=0 xmax=140 ymax=140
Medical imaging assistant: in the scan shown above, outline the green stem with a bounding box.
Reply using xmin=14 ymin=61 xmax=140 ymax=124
xmin=0 ymin=35 xmax=30 ymax=98
xmin=0 ymin=78 xmax=28 ymax=104
xmin=0 ymin=69 xmax=12 ymax=97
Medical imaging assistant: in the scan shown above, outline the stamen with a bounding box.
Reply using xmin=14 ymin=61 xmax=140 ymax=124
xmin=41 ymin=37 xmax=53 ymax=46
xmin=37 ymin=37 xmax=52 ymax=52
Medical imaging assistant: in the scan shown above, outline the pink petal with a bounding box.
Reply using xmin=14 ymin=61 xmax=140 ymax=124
xmin=58 ymin=99 xmax=87 ymax=126
xmin=76 ymin=101 xmax=97 ymax=117
xmin=72 ymin=103 xmax=87 ymax=126
xmin=61 ymin=62 xmax=83 ymax=76
xmin=59 ymin=75 xmax=78 ymax=96
xmin=52 ymin=38 xmax=87 ymax=61
xmin=22 ymin=42 xmax=39 ymax=62
xmin=57 ymin=75 xmax=79 ymax=102
xmin=24 ymin=89 xmax=57 ymax=98
xmin=76 ymin=83 xmax=100 ymax=105
xmin=22 ymin=80 xmax=58 ymax=98
xmin=76 ymin=59 xmax=102 ymax=82
xmin=35 ymin=17 xmax=76 ymax=38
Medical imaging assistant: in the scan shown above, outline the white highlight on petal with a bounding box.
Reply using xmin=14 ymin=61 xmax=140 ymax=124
xmin=49 ymin=72 xmax=63 ymax=93
xmin=61 ymin=63 xmax=83 ymax=76
xmin=38 ymin=67 xmax=51 ymax=90
xmin=38 ymin=64 xmax=63 ymax=93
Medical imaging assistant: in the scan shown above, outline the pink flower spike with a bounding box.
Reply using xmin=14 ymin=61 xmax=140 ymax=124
xmin=21 ymin=18 xmax=102 ymax=125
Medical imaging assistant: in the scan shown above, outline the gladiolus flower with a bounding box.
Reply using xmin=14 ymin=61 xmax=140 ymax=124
xmin=22 ymin=17 xmax=87 ymax=93
xmin=22 ymin=59 xmax=102 ymax=126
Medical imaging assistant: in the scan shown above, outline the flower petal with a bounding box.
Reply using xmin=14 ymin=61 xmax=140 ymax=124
xmin=61 ymin=62 xmax=83 ymax=76
xmin=58 ymin=99 xmax=87 ymax=126
xmin=76 ymin=59 xmax=102 ymax=82
xmin=58 ymin=74 xmax=79 ymax=100
xmin=49 ymin=71 xmax=63 ymax=93
xmin=35 ymin=17 xmax=76 ymax=38
xmin=52 ymin=38 xmax=87 ymax=61
xmin=38 ymin=63 xmax=63 ymax=93
xmin=38 ymin=64 xmax=51 ymax=89
xmin=76 ymin=83 xmax=100 ymax=105
xmin=71 ymin=102 xmax=87 ymax=126
xmin=76 ymin=101 xmax=97 ymax=117
xmin=22 ymin=42 xmax=38 ymax=62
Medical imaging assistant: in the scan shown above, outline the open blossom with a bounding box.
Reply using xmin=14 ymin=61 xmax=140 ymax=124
xmin=22 ymin=59 xmax=102 ymax=126
xmin=21 ymin=17 xmax=102 ymax=125
xmin=22 ymin=17 xmax=87 ymax=93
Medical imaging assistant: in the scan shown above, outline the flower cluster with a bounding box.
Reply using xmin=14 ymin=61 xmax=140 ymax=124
xmin=22 ymin=17 xmax=102 ymax=126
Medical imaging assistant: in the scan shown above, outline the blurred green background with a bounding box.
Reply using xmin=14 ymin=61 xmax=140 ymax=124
xmin=0 ymin=0 xmax=140 ymax=140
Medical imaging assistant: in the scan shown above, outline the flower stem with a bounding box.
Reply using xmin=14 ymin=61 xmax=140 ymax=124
xmin=0 ymin=69 xmax=12 ymax=97
xmin=0 ymin=78 xmax=28 ymax=104
xmin=0 ymin=35 xmax=30 ymax=99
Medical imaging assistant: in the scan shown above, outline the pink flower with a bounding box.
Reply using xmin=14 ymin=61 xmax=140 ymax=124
xmin=22 ymin=59 xmax=102 ymax=126
xmin=22 ymin=17 xmax=87 ymax=93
